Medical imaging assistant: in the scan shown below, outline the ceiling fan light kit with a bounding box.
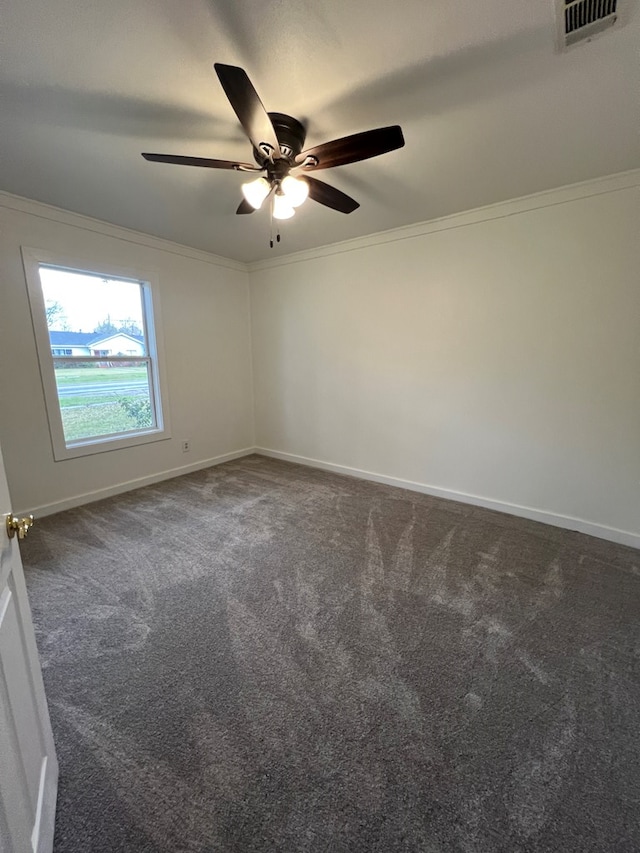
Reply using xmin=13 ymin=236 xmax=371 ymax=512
xmin=272 ymin=193 xmax=296 ymax=220
xmin=142 ymin=63 xmax=405 ymax=245
xmin=241 ymin=176 xmax=270 ymax=210
xmin=240 ymin=174 xmax=308 ymax=219
xmin=280 ymin=175 xmax=309 ymax=207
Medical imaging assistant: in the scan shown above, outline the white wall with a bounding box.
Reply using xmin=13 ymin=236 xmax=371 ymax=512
xmin=2 ymin=175 xmax=638 ymax=547
xmin=250 ymin=174 xmax=640 ymax=547
xmin=0 ymin=194 xmax=255 ymax=515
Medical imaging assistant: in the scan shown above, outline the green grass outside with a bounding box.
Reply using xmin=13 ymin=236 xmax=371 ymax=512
xmin=59 ymin=393 xmax=143 ymax=408
xmin=61 ymin=402 xmax=139 ymax=442
xmin=54 ymin=366 xmax=148 ymax=387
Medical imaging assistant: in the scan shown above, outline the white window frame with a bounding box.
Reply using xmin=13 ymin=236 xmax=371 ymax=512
xmin=22 ymin=247 xmax=171 ymax=461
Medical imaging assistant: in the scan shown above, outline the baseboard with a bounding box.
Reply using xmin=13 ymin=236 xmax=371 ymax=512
xmin=24 ymin=444 xmax=640 ymax=549
xmin=255 ymin=447 xmax=640 ymax=550
xmin=22 ymin=447 xmax=257 ymax=518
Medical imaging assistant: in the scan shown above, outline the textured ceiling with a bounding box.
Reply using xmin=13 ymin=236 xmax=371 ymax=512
xmin=1 ymin=0 xmax=638 ymax=263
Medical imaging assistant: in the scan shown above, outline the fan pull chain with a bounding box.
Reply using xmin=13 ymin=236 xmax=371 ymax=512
xmin=267 ymin=193 xmax=283 ymax=247
xmin=269 ymin=196 xmax=274 ymax=248
xmin=267 ymin=198 xmax=283 ymax=246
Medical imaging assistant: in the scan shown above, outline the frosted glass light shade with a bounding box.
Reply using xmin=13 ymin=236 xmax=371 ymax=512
xmin=242 ymin=177 xmax=270 ymax=209
xmin=281 ymin=175 xmax=309 ymax=207
xmin=273 ymin=193 xmax=295 ymax=220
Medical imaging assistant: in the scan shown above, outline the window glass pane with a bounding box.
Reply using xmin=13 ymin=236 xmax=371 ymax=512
xmin=54 ymin=361 xmax=156 ymax=443
xmin=24 ymin=252 xmax=168 ymax=459
xmin=39 ymin=266 xmax=147 ymax=356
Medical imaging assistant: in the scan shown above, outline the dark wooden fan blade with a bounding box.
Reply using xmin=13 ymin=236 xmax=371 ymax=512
xmin=304 ymin=176 xmax=359 ymax=214
xmin=295 ymin=125 xmax=404 ymax=171
xmin=142 ymin=153 xmax=260 ymax=171
xmin=214 ymin=63 xmax=281 ymax=158
xmin=236 ymin=198 xmax=255 ymax=214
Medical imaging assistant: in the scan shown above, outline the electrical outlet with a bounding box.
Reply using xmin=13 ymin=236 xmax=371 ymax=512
xmin=182 ymin=440 xmax=191 ymax=453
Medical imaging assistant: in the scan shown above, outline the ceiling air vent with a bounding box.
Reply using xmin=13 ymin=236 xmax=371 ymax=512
xmin=557 ymin=0 xmax=619 ymax=48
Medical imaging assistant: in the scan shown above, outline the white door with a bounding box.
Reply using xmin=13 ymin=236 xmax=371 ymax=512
xmin=0 ymin=440 xmax=58 ymax=853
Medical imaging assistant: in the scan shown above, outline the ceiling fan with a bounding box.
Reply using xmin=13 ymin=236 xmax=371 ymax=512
xmin=142 ymin=64 xmax=405 ymax=231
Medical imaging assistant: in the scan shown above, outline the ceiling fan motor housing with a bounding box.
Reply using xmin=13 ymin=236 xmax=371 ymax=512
xmin=254 ymin=113 xmax=307 ymax=164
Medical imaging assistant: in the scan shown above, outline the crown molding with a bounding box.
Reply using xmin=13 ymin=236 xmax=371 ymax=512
xmin=248 ymin=168 xmax=640 ymax=273
xmin=0 ymin=190 xmax=247 ymax=274
xmin=3 ymin=168 xmax=638 ymax=276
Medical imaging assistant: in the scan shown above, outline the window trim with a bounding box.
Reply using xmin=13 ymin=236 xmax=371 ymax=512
xmin=22 ymin=247 xmax=172 ymax=461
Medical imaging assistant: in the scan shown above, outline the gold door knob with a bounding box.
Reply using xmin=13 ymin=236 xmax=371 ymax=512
xmin=6 ymin=514 xmax=35 ymax=540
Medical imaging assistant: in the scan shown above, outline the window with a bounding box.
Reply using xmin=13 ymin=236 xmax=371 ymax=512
xmin=23 ymin=248 xmax=170 ymax=460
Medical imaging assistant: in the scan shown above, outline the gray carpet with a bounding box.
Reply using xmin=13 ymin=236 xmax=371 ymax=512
xmin=21 ymin=455 xmax=640 ymax=852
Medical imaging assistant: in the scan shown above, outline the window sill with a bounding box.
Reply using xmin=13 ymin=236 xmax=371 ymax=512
xmin=53 ymin=427 xmax=171 ymax=461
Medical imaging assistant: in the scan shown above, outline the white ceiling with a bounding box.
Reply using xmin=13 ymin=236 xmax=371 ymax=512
xmin=1 ymin=0 xmax=638 ymax=263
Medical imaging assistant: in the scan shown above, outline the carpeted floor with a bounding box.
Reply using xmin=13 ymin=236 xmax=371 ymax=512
xmin=21 ymin=455 xmax=640 ymax=852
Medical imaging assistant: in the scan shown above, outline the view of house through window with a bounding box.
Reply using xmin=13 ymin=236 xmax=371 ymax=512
xmin=39 ymin=265 xmax=159 ymax=445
